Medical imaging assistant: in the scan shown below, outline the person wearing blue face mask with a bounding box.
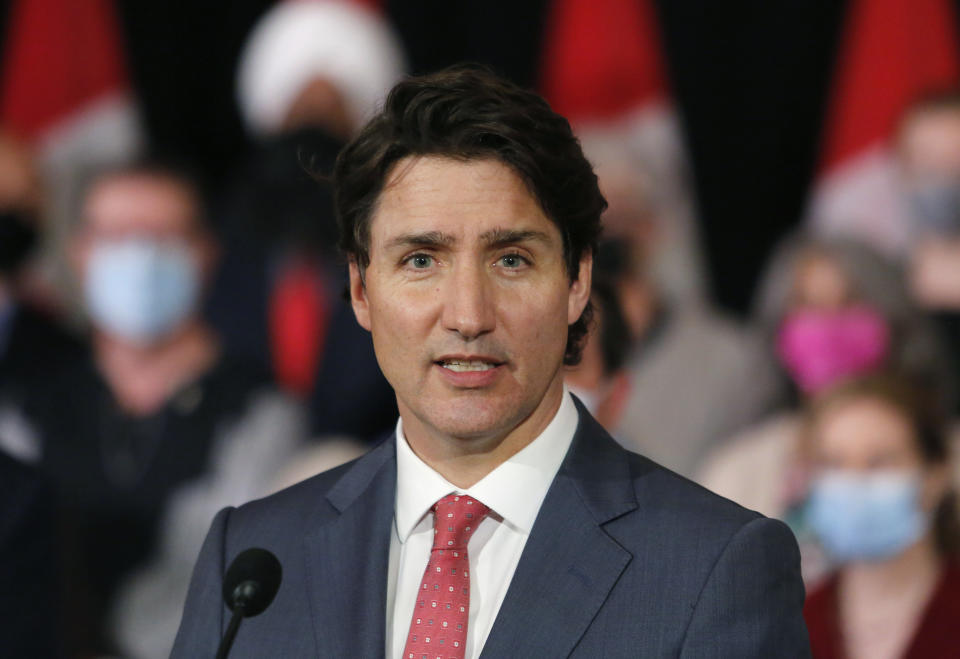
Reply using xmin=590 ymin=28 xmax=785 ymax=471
xmin=699 ymin=235 xmax=954 ymax=585
xmin=802 ymin=373 xmax=960 ymax=659
xmin=29 ymin=161 xmax=306 ymax=658
xmin=898 ymin=91 xmax=960 ymax=418
xmin=83 ymin=235 xmax=201 ymax=344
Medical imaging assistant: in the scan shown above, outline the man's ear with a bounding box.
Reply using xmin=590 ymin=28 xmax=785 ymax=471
xmin=348 ymin=260 xmax=371 ymax=331
xmin=568 ymin=250 xmax=593 ymax=325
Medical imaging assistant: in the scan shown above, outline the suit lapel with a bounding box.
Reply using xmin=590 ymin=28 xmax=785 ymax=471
xmin=303 ymin=437 xmax=397 ymax=657
xmin=480 ymin=407 xmax=638 ymax=658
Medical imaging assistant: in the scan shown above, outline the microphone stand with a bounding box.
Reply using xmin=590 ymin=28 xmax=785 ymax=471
xmin=215 ymin=580 xmax=258 ymax=659
xmin=214 ymin=604 xmax=245 ymax=659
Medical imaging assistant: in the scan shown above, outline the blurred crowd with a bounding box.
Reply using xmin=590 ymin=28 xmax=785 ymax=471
xmin=2 ymin=0 xmax=960 ymax=657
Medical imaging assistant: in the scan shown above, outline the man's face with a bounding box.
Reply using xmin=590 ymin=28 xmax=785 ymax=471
xmin=899 ymin=108 xmax=960 ymax=183
xmin=74 ymin=174 xmax=213 ymax=279
xmin=72 ymin=173 xmax=217 ymax=344
xmin=349 ymin=156 xmax=591 ymax=449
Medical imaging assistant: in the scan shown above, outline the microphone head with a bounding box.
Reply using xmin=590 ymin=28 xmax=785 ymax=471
xmin=222 ymin=548 xmax=283 ymax=617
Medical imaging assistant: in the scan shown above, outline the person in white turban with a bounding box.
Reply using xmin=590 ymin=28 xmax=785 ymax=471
xmin=237 ymin=0 xmax=406 ymax=139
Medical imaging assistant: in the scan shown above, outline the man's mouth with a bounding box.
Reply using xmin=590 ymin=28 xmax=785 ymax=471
xmin=436 ymin=358 xmax=503 ymax=372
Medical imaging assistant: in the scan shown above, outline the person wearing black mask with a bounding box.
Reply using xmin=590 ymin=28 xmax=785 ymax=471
xmin=207 ymin=126 xmax=399 ymax=444
xmin=206 ymin=0 xmax=407 ymax=443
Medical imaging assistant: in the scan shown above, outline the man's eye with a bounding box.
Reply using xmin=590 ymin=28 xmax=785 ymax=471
xmin=499 ymin=253 xmax=527 ymax=268
xmin=407 ymin=254 xmax=434 ymax=269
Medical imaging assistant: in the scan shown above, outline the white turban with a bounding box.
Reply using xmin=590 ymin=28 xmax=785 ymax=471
xmin=237 ymin=0 xmax=406 ymax=136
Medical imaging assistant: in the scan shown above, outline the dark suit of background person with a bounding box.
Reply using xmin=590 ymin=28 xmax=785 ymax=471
xmin=0 ymin=451 xmax=59 ymax=658
xmin=172 ymin=400 xmax=808 ymax=658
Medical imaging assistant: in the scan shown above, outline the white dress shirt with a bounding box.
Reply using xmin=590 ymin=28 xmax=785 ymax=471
xmin=386 ymin=387 xmax=579 ymax=659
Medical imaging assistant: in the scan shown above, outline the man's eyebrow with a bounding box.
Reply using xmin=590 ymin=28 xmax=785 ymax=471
xmin=479 ymin=228 xmax=553 ymax=248
xmin=383 ymin=231 xmax=456 ymax=250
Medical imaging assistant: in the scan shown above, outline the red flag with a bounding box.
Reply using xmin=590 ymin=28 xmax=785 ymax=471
xmin=0 ymin=0 xmax=131 ymax=141
xmin=540 ymin=0 xmax=667 ymax=122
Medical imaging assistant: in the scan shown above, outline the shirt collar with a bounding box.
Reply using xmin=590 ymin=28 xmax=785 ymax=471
xmin=394 ymin=385 xmax=579 ymax=542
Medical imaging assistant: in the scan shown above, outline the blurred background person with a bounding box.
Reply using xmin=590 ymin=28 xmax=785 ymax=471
xmin=29 ymin=161 xmax=305 ymax=658
xmin=541 ymin=1 xmax=709 ymax=311
xmin=699 ymin=234 xmax=953 ymax=583
xmin=563 ymin=244 xmax=634 ymax=432
xmin=0 ymin=0 xmax=144 ymax=319
xmin=207 ymin=0 xmax=405 ymax=443
xmin=0 ymin=129 xmax=83 ymax=464
xmin=805 ymin=0 xmax=958 ymax=263
xmin=235 ymin=0 xmax=404 ymax=142
xmin=898 ymin=90 xmax=960 ymax=415
xmin=803 ymin=373 xmax=959 ymax=659
xmin=580 ymin=136 xmax=783 ymax=477
xmin=0 ymin=451 xmax=59 ymax=658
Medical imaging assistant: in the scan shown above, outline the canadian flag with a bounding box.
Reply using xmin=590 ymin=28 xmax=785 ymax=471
xmin=539 ymin=0 xmax=706 ymax=306
xmin=0 ymin=0 xmax=142 ymax=300
xmin=807 ymin=0 xmax=959 ymax=255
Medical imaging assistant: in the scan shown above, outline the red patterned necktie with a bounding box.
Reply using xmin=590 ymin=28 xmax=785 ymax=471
xmin=402 ymin=494 xmax=490 ymax=659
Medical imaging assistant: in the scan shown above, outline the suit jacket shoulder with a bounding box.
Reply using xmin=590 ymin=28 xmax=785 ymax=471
xmin=171 ymin=437 xmax=397 ymax=658
xmin=478 ymin=407 xmax=809 ymax=657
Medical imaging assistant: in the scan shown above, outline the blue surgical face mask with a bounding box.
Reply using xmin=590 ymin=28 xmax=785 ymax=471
xmin=807 ymin=469 xmax=928 ymax=563
xmin=85 ymin=239 xmax=200 ymax=344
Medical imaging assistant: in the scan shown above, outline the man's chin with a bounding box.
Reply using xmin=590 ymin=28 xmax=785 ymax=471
xmin=430 ymin=412 xmax=512 ymax=442
xmin=409 ymin=398 xmax=519 ymax=442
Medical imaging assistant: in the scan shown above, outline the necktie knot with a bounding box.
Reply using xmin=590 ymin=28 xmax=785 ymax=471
xmin=432 ymin=494 xmax=489 ymax=550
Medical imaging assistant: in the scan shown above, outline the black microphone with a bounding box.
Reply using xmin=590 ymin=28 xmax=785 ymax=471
xmin=214 ymin=548 xmax=283 ymax=659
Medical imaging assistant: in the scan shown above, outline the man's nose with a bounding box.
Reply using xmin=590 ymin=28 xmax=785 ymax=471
xmin=441 ymin=261 xmax=496 ymax=340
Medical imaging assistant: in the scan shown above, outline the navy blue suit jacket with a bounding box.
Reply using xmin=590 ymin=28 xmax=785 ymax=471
xmin=172 ymin=403 xmax=810 ymax=657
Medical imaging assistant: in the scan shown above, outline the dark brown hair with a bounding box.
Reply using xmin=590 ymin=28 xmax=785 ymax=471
xmin=806 ymin=372 xmax=960 ymax=557
xmin=901 ymin=88 xmax=960 ymax=124
xmin=79 ymin=156 xmax=209 ymax=232
xmin=332 ymin=65 xmax=606 ymax=365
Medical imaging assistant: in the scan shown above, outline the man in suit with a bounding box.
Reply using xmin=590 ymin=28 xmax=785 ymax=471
xmin=173 ymin=66 xmax=809 ymax=658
